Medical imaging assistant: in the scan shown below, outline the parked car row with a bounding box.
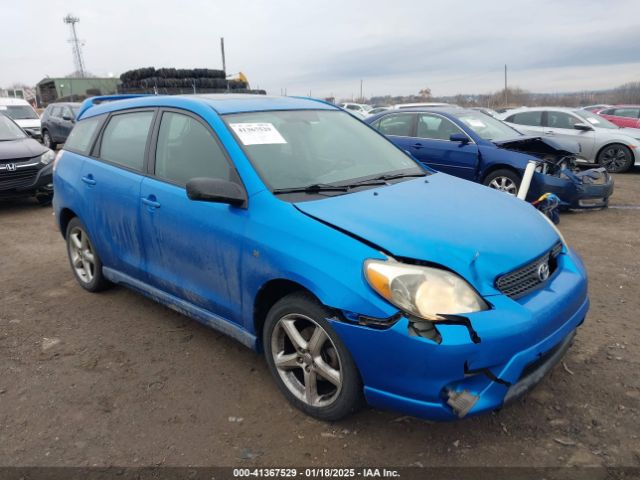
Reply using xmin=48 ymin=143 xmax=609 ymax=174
xmin=365 ymin=107 xmax=614 ymax=209
xmin=499 ymin=107 xmax=640 ymax=173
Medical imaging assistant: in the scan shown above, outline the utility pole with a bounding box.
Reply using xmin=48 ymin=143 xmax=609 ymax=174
xmin=63 ymin=14 xmax=86 ymax=78
xmin=220 ymin=37 xmax=226 ymax=74
xmin=504 ymin=64 xmax=508 ymax=107
xmin=360 ymin=79 xmax=363 ymax=102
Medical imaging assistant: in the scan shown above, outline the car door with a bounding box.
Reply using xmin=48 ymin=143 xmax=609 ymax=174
xmin=79 ymin=109 xmax=155 ymax=280
xmin=372 ymin=112 xmax=417 ymax=153
xmin=543 ymin=110 xmax=595 ymax=159
xmin=59 ymin=106 xmax=76 ymax=141
xmin=139 ymin=109 xmax=247 ymax=323
xmin=48 ymin=106 xmax=63 ymax=141
xmin=410 ymin=113 xmax=479 ymax=180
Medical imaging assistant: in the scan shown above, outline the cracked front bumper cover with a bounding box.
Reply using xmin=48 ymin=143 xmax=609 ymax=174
xmin=528 ymin=168 xmax=614 ymax=209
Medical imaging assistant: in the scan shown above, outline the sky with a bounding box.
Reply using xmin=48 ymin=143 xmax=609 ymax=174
xmin=2 ymin=0 xmax=640 ymax=99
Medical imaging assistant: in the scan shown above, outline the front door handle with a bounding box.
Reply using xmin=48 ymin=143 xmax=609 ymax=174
xmin=544 ymin=130 xmax=555 ymax=135
xmin=412 ymin=142 xmax=424 ymax=149
xmin=81 ymin=174 xmax=96 ymax=186
xmin=142 ymin=196 xmax=161 ymax=209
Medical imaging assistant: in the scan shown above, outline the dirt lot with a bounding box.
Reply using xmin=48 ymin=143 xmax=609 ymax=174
xmin=1 ymin=171 xmax=639 ymax=468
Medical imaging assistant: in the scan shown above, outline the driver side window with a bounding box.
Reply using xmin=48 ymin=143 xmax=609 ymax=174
xmin=417 ymin=114 xmax=464 ymax=141
xmin=154 ymin=112 xmax=232 ymax=187
xmin=546 ymin=111 xmax=580 ymax=129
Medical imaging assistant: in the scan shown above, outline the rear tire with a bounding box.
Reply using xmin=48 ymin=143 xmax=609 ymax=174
xmin=65 ymin=217 xmax=110 ymax=292
xmin=483 ymin=169 xmax=521 ymax=196
xmin=263 ymin=292 xmax=364 ymax=421
xmin=597 ymin=143 xmax=633 ymax=173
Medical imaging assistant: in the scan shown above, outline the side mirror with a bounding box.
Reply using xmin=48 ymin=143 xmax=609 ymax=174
xmin=62 ymin=115 xmax=74 ymax=122
xmin=573 ymin=123 xmax=593 ymax=131
xmin=450 ymin=133 xmax=470 ymax=144
xmin=186 ymin=177 xmax=246 ymax=207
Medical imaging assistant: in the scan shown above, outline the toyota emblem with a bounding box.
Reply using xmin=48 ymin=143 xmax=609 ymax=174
xmin=537 ymin=262 xmax=550 ymax=282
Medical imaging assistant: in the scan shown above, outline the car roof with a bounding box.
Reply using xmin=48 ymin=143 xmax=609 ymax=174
xmin=79 ymin=94 xmax=338 ymax=119
xmin=0 ymin=97 xmax=31 ymax=105
xmin=48 ymin=102 xmax=81 ymax=107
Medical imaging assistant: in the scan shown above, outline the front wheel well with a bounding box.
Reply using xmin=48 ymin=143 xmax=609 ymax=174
xmin=58 ymin=208 xmax=77 ymax=238
xmin=481 ymin=164 xmax=521 ymax=183
xmin=253 ymin=279 xmax=319 ymax=347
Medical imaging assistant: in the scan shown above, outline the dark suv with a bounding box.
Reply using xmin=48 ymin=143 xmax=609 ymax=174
xmin=0 ymin=113 xmax=54 ymax=204
xmin=41 ymin=102 xmax=80 ymax=149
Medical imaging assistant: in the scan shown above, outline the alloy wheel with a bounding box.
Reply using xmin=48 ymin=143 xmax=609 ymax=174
xmin=601 ymin=146 xmax=629 ymax=172
xmin=68 ymin=226 xmax=96 ymax=284
xmin=271 ymin=314 xmax=342 ymax=408
xmin=488 ymin=176 xmax=518 ymax=195
xmin=43 ymin=132 xmax=51 ymax=148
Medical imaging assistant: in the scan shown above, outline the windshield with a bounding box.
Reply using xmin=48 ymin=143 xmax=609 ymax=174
xmin=0 ymin=114 xmax=27 ymax=141
xmin=0 ymin=105 xmax=39 ymax=120
xmin=224 ymin=110 xmax=424 ymax=191
xmin=457 ymin=111 xmax=521 ymax=142
xmin=71 ymin=106 xmax=80 ymax=116
xmin=574 ymin=110 xmax=618 ymax=129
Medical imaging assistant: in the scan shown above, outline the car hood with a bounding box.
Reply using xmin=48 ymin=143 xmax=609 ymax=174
xmin=294 ymin=174 xmax=560 ymax=296
xmin=13 ymin=118 xmax=41 ymax=129
xmin=493 ymin=135 xmax=579 ymax=156
xmin=0 ymin=137 xmax=48 ymax=160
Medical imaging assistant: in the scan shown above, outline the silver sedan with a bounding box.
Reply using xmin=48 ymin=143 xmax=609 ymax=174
xmin=498 ymin=107 xmax=640 ymax=173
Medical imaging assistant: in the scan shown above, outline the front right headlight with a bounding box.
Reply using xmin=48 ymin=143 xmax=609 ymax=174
xmin=365 ymin=259 xmax=489 ymax=320
xmin=39 ymin=149 xmax=55 ymax=165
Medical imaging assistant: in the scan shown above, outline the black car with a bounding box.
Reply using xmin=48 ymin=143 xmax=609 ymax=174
xmin=40 ymin=102 xmax=80 ymax=149
xmin=0 ymin=113 xmax=55 ymax=204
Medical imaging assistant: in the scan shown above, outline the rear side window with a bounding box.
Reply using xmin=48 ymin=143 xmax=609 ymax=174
xmin=64 ymin=115 xmax=104 ymax=154
xmin=154 ymin=111 xmax=231 ymax=186
xmin=612 ymin=108 xmax=640 ymax=118
xmin=376 ymin=113 xmax=415 ymax=137
xmin=507 ymin=111 xmax=542 ymax=126
xmin=100 ymin=111 xmax=154 ymax=171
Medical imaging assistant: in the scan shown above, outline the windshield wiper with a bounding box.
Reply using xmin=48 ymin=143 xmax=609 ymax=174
xmin=346 ymin=172 xmax=427 ymax=187
xmin=272 ymin=183 xmax=351 ymax=195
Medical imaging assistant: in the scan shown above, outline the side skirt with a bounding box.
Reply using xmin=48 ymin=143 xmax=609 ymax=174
xmin=102 ymin=267 xmax=258 ymax=350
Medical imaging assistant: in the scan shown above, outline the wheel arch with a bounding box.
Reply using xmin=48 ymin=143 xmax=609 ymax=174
xmin=481 ymin=163 xmax=522 ymax=182
xmin=253 ymin=278 xmax=322 ymax=349
xmin=58 ymin=207 xmax=78 ymax=239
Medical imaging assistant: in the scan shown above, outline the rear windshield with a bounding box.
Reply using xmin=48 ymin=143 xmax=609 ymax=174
xmin=0 ymin=105 xmax=39 ymax=120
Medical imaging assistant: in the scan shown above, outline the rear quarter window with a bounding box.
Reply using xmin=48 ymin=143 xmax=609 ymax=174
xmin=64 ymin=115 xmax=105 ymax=154
xmin=99 ymin=111 xmax=154 ymax=171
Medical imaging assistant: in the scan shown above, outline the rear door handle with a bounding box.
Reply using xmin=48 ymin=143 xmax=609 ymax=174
xmin=544 ymin=130 xmax=555 ymax=135
xmin=142 ymin=196 xmax=161 ymax=209
xmin=81 ymin=175 xmax=96 ymax=186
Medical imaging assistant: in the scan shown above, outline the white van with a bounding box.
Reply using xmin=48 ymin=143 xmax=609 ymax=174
xmin=0 ymin=97 xmax=41 ymax=140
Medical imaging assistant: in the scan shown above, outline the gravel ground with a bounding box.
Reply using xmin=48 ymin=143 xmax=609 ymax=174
xmin=0 ymin=170 xmax=639 ymax=468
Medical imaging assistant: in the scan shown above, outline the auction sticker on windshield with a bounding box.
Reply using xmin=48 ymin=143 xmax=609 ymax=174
xmin=229 ymin=123 xmax=287 ymax=145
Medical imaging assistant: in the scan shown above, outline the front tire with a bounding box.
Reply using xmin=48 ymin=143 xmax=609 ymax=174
xmin=597 ymin=143 xmax=633 ymax=173
xmin=483 ymin=169 xmax=521 ymax=196
xmin=263 ymin=292 xmax=363 ymax=421
xmin=65 ymin=217 xmax=110 ymax=292
xmin=42 ymin=130 xmax=57 ymax=149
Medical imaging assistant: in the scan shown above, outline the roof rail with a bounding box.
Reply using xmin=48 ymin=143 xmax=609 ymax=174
xmin=77 ymin=94 xmax=152 ymax=119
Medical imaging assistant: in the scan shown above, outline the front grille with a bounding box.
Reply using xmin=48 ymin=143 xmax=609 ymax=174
xmin=496 ymin=242 xmax=562 ymax=299
xmin=0 ymin=167 xmax=39 ymax=189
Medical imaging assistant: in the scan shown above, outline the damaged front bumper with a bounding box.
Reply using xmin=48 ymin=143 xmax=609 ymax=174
xmin=528 ymin=167 xmax=614 ymax=209
xmin=328 ymin=249 xmax=588 ymax=421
